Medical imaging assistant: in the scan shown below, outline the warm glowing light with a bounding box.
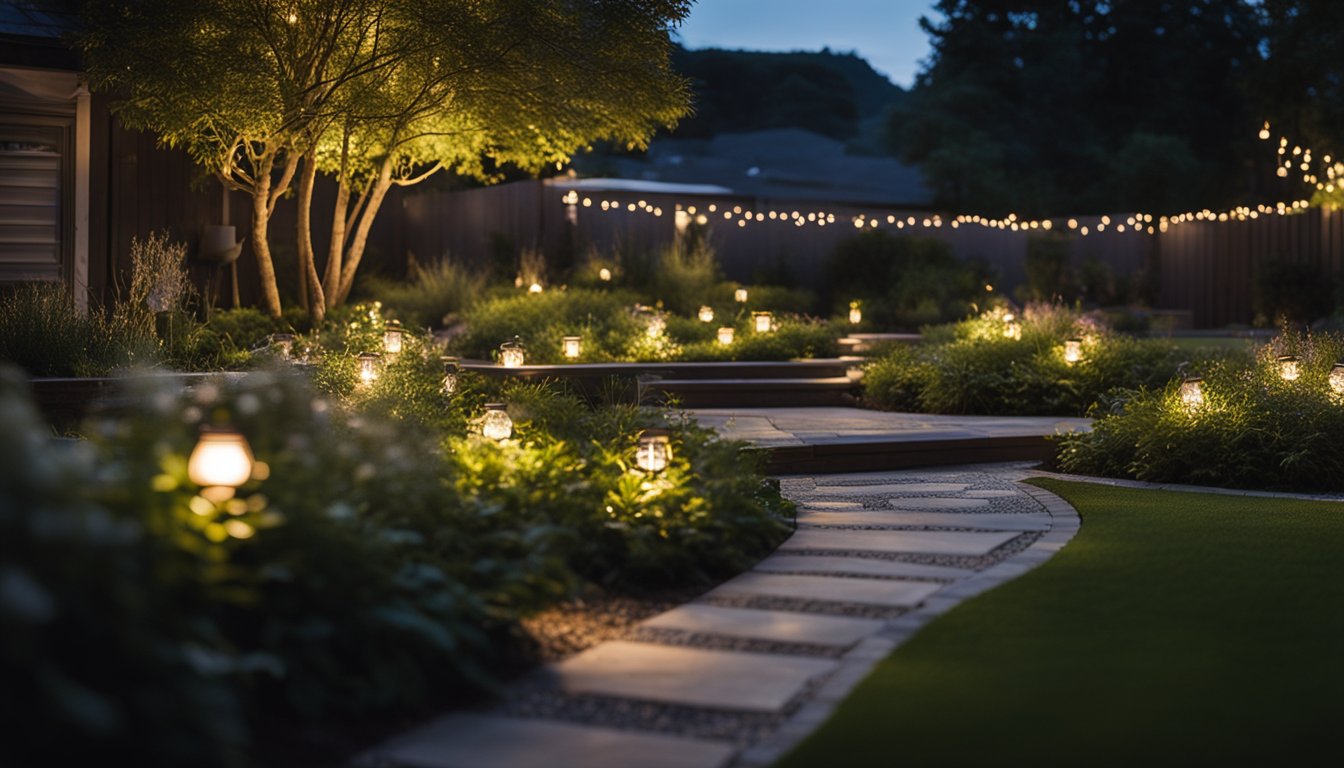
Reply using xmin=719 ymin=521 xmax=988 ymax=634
xmin=188 ymin=426 xmax=255 ymax=490
xmin=1330 ymin=364 xmax=1344 ymax=395
xmin=646 ymin=314 xmax=666 ymax=338
xmin=599 ymin=268 xmax=612 ymax=282
xmin=383 ymin=322 xmax=404 ymax=354
xmin=848 ymin=301 xmax=862 ymax=325
xmin=1259 ymin=122 xmax=1271 ymax=140
xmin=1278 ymin=355 xmax=1300 ymax=381
xmin=734 ymin=288 xmax=748 ymax=303
xmin=499 ymin=339 xmax=525 ymax=368
xmin=528 ymin=282 xmax=543 ymax=294
xmin=1180 ymin=377 xmax=1205 ymax=411
xmin=1063 ymin=338 xmax=1083 ymax=364
xmin=441 ymin=356 xmax=460 ymax=395
xmin=562 ymin=335 xmax=581 ymax=359
xmin=358 ymin=352 xmax=381 ymax=384
xmin=1004 ymin=322 xmax=1022 ymax=340
xmin=752 ymin=311 xmax=774 ymax=333
xmin=717 ymin=326 xmax=735 ymax=345
xmin=635 ymin=429 xmax=672 ymax=473
xmin=481 ymin=403 xmax=513 ymax=441
xmin=698 ymin=305 xmax=714 ymax=323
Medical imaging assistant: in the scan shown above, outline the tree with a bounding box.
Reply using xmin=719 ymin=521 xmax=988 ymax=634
xmin=80 ymin=0 xmax=692 ymax=319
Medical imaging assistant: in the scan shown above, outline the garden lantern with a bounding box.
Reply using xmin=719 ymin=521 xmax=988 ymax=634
xmin=717 ymin=327 xmax=735 ymax=345
xmin=753 ymin=311 xmax=774 ymax=333
xmin=188 ymin=425 xmax=255 ymax=491
xmin=499 ymin=339 xmax=525 ymax=368
xmin=562 ymin=335 xmax=582 ymax=359
xmin=528 ymin=282 xmax=543 ymax=294
xmin=1064 ymin=338 xmax=1083 ymax=364
xmin=636 ymin=428 xmax=672 ymax=473
xmin=1331 ymin=363 xmax=1344 ymax=395
xmin=1277 ymin=355 xmax=1300 ymax=381
xmin=735 ymin=288 xmax=748 ymax=303
xmin=358 ymin=352 xmax=381 ymax=384
xmin=441 ymin=356 xmax=460 ymax=395
xmin=1180 ymin=377 xmax=1205 ymax=411
xmin=848 ymin=301 xmax=862 ymax=325
xmin=269 ymin=333 xmax=295 ymax=359
xmin=599 ymin=268 xmax=612 ymax=282
xmin=481 ymin=403 xmax=513 ymax=441
xmin=646 ymin=314 xmax=666 ymax=339
xmin=698 ymin=305 xmax=715 ymax=323
xmin=383 ymin=321 xmax=404 ymax=354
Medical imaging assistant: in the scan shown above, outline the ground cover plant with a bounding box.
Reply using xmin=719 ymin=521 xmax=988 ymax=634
xmin=0 ymin=320 xmax=793 ymax=766
xmin=862 ymin=303 xmax=1237 ymax=416
xmin=1057 ymin=330 xmax=1344 ymax=491
xmin=776 ymin=478 xmax=1344 ymax=767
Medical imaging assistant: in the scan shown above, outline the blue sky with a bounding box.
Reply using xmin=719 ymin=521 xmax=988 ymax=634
xmin=675 ymin=0 xmax=939 ymax=88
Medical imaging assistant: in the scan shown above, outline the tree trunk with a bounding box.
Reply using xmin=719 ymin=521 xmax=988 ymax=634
xmin=323 ymin=179 xmax=350 ymax=310
xmin=295 ymin=150 xmax=326 ymax=322
xmin=335 ymin=162 xmax=394 ymax=304
xmin=251 ymin=155 xmax=283 ymax=317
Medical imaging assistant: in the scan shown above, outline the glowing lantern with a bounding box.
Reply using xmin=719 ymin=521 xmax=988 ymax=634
xmin=499 ymin=339 xmax=525 ymax=368
xmin=1064 ymin=338 xmax=1083 ymax=364
xmin=599 ymin=268 xmax=612 ymax=282
xmin=1331 ymin=363 xmax=1344 ymax=395
xmin=383 ymin=321 xmax=404 ymax=354
xmin=188 ymin=426 xmax=255 ymax=490
xmin=1277 ymin=355 xmax=1299 ymax=381
xmin=635 ymin=429 xmax=672 ymax=473
xmin=848 ymin=301 xmax=862 ymax=325
xmin=646 ymin=314 xmax=666 ymax=339
xmin=481 ymin=403 xmax=513 ymax=441
xmin=675 ymin=209 xmax=691 ymax=233
xmin=698 ymin=305 xmax=715 ymax=323
xmin=441 ymin=356 xmax=460 ymax=395
xmin=562 ymin=335 xmax=581 ymax=359
xmin=358 ymin=352 xmax=381 ymax=384
xmin=717 ymin=326 xmax=735 ymax=345
xmin=1180 ymin=377 xmax=1205 ymax=411
xmin=753 ymin=311 xmax=774 ymax=333
xmin=734 ymin=288 xmax=748 ymax=303
xmin=528 ymin=282 xmax=543 ymax=294
xmin=269 ymin=333 xmax=295 ymax=359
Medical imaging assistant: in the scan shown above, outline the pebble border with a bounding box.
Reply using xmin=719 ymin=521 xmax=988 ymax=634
xmin=730 ymin=481 xmax=1081 ymax=767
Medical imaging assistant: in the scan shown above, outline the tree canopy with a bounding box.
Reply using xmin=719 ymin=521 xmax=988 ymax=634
xmin=80 ymin=0 xmax=692 ymax=317
xmin=891 ymin=0 xmax=1341 ymax=217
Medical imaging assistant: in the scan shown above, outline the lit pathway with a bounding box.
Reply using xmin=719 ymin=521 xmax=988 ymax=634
xmin=366 ymin=463 xmax=1081 ymax=768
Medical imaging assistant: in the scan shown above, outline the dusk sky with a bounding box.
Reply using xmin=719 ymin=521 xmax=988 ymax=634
xmin=675 ymin=0 xmax=940 ymax=88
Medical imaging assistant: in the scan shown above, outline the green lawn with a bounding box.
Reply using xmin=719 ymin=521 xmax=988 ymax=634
xmin=776 ymin=479 xmax=1344 ymax=767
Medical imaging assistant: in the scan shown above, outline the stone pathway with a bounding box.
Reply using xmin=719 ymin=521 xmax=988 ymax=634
xmin=364 ymin=464 xmax=1079 ymax=768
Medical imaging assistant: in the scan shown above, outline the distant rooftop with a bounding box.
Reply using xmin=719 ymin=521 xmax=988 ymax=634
xmin=0 ymin=1 xmax=78 ymax=39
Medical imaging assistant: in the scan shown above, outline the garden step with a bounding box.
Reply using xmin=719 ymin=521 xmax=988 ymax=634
xmin=796 ymin=509 xmax=1053 ymax=531
xmin=369 ymin=713 xmax=735 ymax=768
xmin=543 ymin=640 xmax=838 ymax=712
xmin=640 ymin=603 xmax=883 ymax=647
xmin=706 ymin=572 xmax=942 ymax=608
xmin=644 ymin=377 xmax=857 ymax=408
xmin=778 ymin=528 xmax=1018 ymax=556
xmin=752 ymin=554 xmax=975 ymax=580
xmin=461 ymin=359 xmax=854 ymax=381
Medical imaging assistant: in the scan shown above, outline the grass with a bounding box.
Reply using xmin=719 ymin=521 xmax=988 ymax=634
xmin=775 ymin=478 xmax=1344 ymax=767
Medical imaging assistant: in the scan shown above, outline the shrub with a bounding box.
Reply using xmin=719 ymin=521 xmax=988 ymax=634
xmin=452 ymin=288 xmax=647 ymax=363
xmin=826 ymin=231 xmax=987 ymax=329
xmin=0 ymin=282 xmax=159 ymax=376
xmin=1056 ymin=332 xmax=1344 ymax=491
xmin=1252 ymin=258 xmax=1333 ymax=326
xmin=362 ymin=257 xmax=489 ymax=329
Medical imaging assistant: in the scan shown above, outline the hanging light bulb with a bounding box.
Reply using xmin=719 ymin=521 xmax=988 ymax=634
xmin=698 ymin=305 xmax=715 ymax=323
xmin=1179 ymin=377 xmax=1205 ymax=411
xmin=358 ymin=352 xmax=381 ymax=384
xmin=499 ymin=338 xmax=525 ymax=368
xmin=481 ymin=403 xmax=513 ymax=441
xmin=1278 ymin=355 xmax=1300 ymax=381
xmin=441 ymin=356 xmax=460 ymax=395
xmin=188 ymin=425 xmax=255 ymax=491
xmin=752 ymin=311 xmax=774 ymax=333
xmin=1063 ymin=338 xmax=1083 ymax=364
xmin=717 ymin=326 xmax=735 ymax=345
xmin=383 ymin=321 xmax=404 ymax=355
xmin=1259 ymin=121 xmax=1271 ymax=141
xmin=635 ymin=428 xmax=672 ymax=473
xmin=562 ymin=335 xmax=581 ymax=359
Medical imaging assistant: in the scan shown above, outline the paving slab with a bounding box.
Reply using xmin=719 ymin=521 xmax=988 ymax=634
xmin=797 ymin=482 xmax=969 ymax=496
xmin=753 ymin=554 xmax=975 ymax=580
xmin=708 ymin=572 xmax=942 ymax=607
xmin=642 ymin=604 xmax=883 ymax=647
xmin=800 ymin=500 xmax=865 ymax=509
xmin=779 ymin=527 xmax=1017 ymax=556
xmin=797 ymin=510 xmax=1051 ymax=532
xmin=886 ymin=497 xmax=991 ymax=510
xmin=546 ymin=641 xmax=837 ymax=712
xmin=373 ymin=713 xmax=736 ymax=768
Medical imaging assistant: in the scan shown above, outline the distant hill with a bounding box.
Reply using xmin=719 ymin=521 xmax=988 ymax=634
xmin=668 ymin=46 xmax=907 ymax=148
